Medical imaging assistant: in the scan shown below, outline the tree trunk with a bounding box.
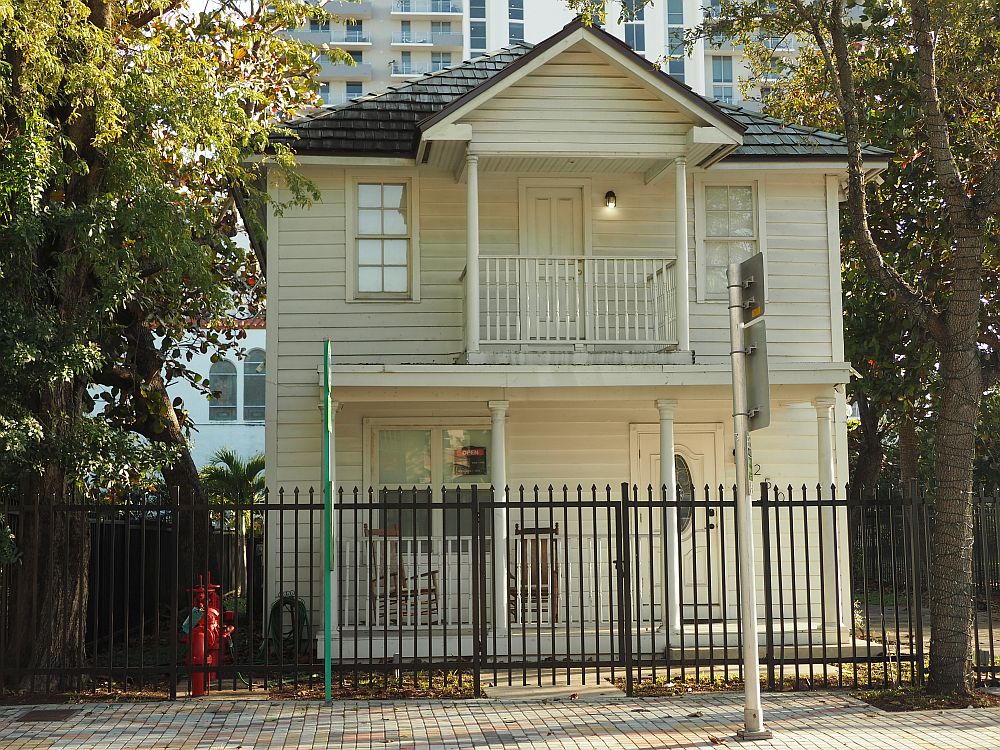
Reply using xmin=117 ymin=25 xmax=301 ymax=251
xmin=927 ymin=342 xmax=982 ymax=695
xmin=898 ymin=411 xmax=919 ymax=487
xmin=853 ymin=391 xmax=884 ymax=495
xmin=4 ymin=387 xmax=90 ymax=692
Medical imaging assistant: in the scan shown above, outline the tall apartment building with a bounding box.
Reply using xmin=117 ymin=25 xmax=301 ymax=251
xmin=291 ymin=1 xmax=789 ymax=108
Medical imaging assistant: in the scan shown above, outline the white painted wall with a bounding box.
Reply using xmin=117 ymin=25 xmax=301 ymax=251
xmin=169 ymin=327 xmax=267 ymax=467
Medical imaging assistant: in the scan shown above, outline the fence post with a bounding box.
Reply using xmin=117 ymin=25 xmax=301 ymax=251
xmin=618 ymin=482 xmax=635 ymax=697
xmin=471 ymin=485 xmax=482 ymax=698
xmin=908 ymin=480 xmax=925 ymax=687
xmin=760 ymin=482 xmax=775 ymax=691
xmin=170 ymin=487 xmax=180 ymax=701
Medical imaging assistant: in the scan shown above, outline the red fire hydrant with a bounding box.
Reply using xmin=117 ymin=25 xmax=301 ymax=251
xmin=181 ymin=573 xmax=235 ymax=696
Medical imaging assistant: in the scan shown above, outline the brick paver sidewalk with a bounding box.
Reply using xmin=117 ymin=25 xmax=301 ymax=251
xmin=1 ymin=692 xmax=999 ymax=749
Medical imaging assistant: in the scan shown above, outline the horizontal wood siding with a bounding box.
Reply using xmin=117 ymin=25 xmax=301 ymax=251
xmin=463 ymin=44 xmax=692 ymax=156
xmin=689 ymin=172 xmax=835 ymax=362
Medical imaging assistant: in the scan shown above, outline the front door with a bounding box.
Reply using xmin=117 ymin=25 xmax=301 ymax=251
xmin=636 ymin=426 xmax=724 ymax=622
xmin=522 ymin=186 xmax=585 ymax=340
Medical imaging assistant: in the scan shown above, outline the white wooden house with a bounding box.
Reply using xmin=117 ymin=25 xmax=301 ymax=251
xmin=258 ymin=19 xmax=889 ymax=662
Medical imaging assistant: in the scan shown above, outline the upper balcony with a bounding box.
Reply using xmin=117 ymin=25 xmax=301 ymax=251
xmin=325 ymin=0 xmax=374 ymax=20
xmin=330 ymin=31 xmax=373 ymax=47
xmin=390 ymin=62 xmax=434 ymax=78
xmin=391 ymin=0 xmax=463 ymax=18
xmin=476 ymin=255 xmax=679 ymax=355
xmin=319 ymin=59 xmax=374 ymax=80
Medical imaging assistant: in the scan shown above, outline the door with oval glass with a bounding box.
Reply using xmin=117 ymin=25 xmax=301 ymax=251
xmin=635 ymin=425 xmax=724 ymax=622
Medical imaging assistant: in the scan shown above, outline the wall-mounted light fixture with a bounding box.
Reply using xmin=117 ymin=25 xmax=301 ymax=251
xmin=605 ymin=190 xmax=617 ymax=209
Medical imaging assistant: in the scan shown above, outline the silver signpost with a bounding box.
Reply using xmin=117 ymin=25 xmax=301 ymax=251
xmin=728 ymin=255 xmax=772 ymax=740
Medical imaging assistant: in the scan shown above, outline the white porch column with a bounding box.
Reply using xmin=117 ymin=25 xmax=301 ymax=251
xmin=465 ymin=153 xmax=481 ymax=355
xmin=489 ymin=399 xmax=509 ymax=635
xmin=657 ymin=399 xmax=682 ymax=633
xmin=814 ymin=396 xmax=842 ymax=626
xmin=674 ymin=158 xmax=691 ymax=351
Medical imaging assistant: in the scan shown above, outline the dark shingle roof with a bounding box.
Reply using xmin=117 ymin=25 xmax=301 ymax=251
xmin=271 ymin=44 xmax=534 ymax=157
xmin=272 ymin=26 xmax=891 ymax=162
xmin=717 ymin=103 xmax=892 ymax=159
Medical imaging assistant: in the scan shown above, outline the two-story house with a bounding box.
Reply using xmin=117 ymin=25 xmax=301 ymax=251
xmin=257 ymin=19 xmax=888 ymax=664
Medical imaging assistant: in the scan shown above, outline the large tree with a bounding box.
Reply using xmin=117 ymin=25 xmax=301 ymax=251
xmin=0 ymin=0 xmax=343 ymax=687
xmin=691 ymin=0 xmax=1000 ymax=695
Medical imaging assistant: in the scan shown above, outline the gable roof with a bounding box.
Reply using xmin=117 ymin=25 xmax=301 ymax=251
xmin=272 ymin=19 xmax=891 ymax=162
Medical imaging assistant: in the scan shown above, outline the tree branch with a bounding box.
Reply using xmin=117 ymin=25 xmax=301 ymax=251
xmin=973 ymin=157 xmax=1000 ymax=223
xmin=124 ymin=0 xmax=186 ymax=30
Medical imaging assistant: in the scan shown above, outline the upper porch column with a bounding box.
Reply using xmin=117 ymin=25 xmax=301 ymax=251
xmin=465 ymin=152 xmax=481 ymax=354
xmin=814 ymin=396 xmax=843 ymax=626
xmin=674 ymin=158 xmax=691 ymax=351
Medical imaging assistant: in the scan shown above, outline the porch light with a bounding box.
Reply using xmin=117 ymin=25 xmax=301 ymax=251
xmin=605 ymin=190 xmax=617 ymax=209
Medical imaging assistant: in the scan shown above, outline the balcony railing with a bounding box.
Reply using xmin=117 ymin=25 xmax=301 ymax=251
xmin=392 ymin=0 xmax=463 ymax=13
xmin=391 ymin=32 xmax=432 ymax=44
xmin=319 ymin=60 xmax=373 ymax=79
xmin=390 ymin=62 xmax=433 ymax=76
xmin=480 ymin=255 xmax=677 ymax=345
xmin=330 ymin=31 xmax=372 ymax=44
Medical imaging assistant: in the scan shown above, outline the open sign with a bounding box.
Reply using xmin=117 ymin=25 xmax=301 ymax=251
xmin=453 ymin=446 xmax=487 ymax=475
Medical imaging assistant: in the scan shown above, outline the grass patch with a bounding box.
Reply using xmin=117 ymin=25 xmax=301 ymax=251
xmin=269 ymin=670 xmax=476 ymax=700
xmin=853 ymin=686 xmax=1000 ymax=712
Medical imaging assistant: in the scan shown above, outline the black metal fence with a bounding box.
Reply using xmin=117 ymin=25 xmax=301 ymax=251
xmin=0 ymin=484 xmax=997 ymax=698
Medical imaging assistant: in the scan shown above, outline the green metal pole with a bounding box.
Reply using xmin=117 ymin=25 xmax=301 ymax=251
xmin=322 ymin=339 xmax=333 ymax=702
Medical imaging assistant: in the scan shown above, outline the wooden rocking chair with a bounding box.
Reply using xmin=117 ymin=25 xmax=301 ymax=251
xmin=363 ymin=524 xmax=440 ymax=626
xmin=508 ymin=522 xmax=560 ymax=624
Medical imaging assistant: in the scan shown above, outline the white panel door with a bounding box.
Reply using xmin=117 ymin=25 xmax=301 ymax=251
xmin=523 ymin=187 xmax=585 ymax=340
xmin=637 ymin=428 xmax=724 ymax=621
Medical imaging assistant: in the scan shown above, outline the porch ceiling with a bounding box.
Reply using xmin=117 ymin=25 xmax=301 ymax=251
xmin=423 ymin=144 xmax=726 ymax=179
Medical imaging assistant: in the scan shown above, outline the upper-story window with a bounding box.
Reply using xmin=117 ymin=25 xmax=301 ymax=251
xmin=243 ymin=349 xmax=266 ymax=422
xmin=346 ymin=81 xmax=363 ymax=98
xmin=624 ymin=0 xmax=645 ymax=54
xmin=208 ymin=360 xmax=237 ymax=422
xmin=431 ymin=52 xmax=452 ymax=71
xmin=346 ymin=20 xmax=365 ymax=41
xmin=712 ymin=56 xmax=735 ymax=103
xmin=354 ymin=182 xmax=413 ymax=298
xmin=431 ymin=21 xmax=451 ymax=33
xmin=470 ymin=0 xmax=486 ymax=56
xmin=508 ymin=0 xmax=524 ymax=43
xmin=701 ymin=184 xmax=758 ymax=300
xmin=310 ymin=17 xmax=330 ymax=32
xmin=665 ymin=0 xmax=685 ymax=82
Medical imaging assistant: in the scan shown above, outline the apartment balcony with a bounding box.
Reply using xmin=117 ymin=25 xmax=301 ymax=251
xmin=391 ymin=32 xmax=434 ymax=47
xmin=389 ymin=62 xmax=434 ymax=78
xmin=330 ymin=31 xmax=373 ymax=46
xmin=431 ymin=31 xmax=464 ymax=48
xmin=319 ymin=60 xmax=374 ymax=80
xmin=289 ymin=29 xmax=334 ymax=45
xmin=391 ymin=0 xmax=463 ymax=18
xmin=476 ymin=255 xmax=679 ymax=353
xmin=324 ymin=0 xmax=373 ymax=20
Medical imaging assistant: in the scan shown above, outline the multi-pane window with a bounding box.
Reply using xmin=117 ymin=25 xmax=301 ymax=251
xmin=399 ymin=20 xmax=412 ymax=42
xmin=665 ymin=0 xmax=685 ymax=82
xmin=208 ymin=360 xmax=237 ymax=421
xmin=318 ymin=82 xmax=330 ymax=103
xmin=346 ymin=81 xmax=363 ymax=98
xmin=431 ymin=21 xmax=451 ymax=33
xmin=470 ymin=0 xmax=486 ymax=56
xmin=356 ymin=183 xmax=410 ymax=295
xmin=346 ymin=20 xmax=364 ymax=41
xmin=400 ymin=50 xmax=411 ymax=73
xmin=310 ymin=17 xmax=330 ymax=32
xmin=703 ymin=185 xmax=757 ymax=299
xmin=352 ymin=50 xmax=364 ymax=64
xmin=243 ymin=349 xmax=266 ymax=422
xmin=431 ymin=52 xmax=452 ymax=71
xmin=712 ymin=56 xmax=734 ymax=103
xmin=508 ymin=0 xmax=524 ymax=43
xmin=623 ymin=0 xmax=645 ymax=53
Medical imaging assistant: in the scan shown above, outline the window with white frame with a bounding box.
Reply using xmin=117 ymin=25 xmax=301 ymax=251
xmin=354 ymin=182 xmax=412 ymax=297
xmin=712 ymin=56 xmax=735 ymax=103
xmin=431 ymin=51 xmax=452 ymax=71
xmin=346 ymin=81 xmax=363 ymax=98
xmin=208 ymin=360 xmax=237 ymax=421
xmin=470 ymin=0 xmax=486 ymax=57
xmin=243 ymin=348 xmax=266 ymax=421
xmin=508 ymin=0 xmax=524 ymax=43
xmin=702 ymin=184 xmax=757 ymax=300
xmin=372 ymin=424 xmax=492 ymax=537
xmin=624 ymin=0 xmax=645 ymax=54
xmin=665 ymin=0 xmax=685 ymax=82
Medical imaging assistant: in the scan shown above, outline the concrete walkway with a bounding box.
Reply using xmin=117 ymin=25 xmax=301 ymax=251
xmin=2 ymin=691 xmax=999 ymax=749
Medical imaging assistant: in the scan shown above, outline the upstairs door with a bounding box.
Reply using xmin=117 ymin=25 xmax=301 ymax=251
xmin=636 ymin=426 xmax=724 ymax=623
xmin=521 ymin=186 xmax=586 ymax=340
